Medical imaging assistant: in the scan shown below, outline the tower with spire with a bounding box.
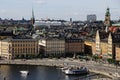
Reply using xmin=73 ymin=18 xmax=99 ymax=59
xmin=31 ymin=8 xmax=35 ymax=25
xmin=107 ymin=33 xmax=115 ymax=59
xmin=104 ymin=8 xmax=111 ymax=32
xmin=95 ymin=30 xmax=101 ymax=55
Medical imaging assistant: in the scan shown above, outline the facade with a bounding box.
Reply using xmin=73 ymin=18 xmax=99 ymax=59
xmin=84 ymin=40 xmax=96 ymax=55
xmin=0 ymin=39 xmax=11 ymax=59
xmin=45 ymin=38 xmax=65 ymax=56
xmin=87 ymin=14 xmax=96 ymax=22
xmin=39 ymin=39 xmax=46 ymax=54
xmin=94 ymin=30 xmax=120 ymax=60
xmin=95 ymin=30 xmax=101 ymax=55
xmin=65 ymin=38 xmax=84 ymax=56
xmin=115 ymin=45 xmax=120 ymax=61
xmin=95 ymin=30 xmax=112 ymax=58
xmin=0 ymin=38 xmax=39 ymax=59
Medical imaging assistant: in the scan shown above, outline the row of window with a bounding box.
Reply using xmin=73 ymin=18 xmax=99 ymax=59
xmin=11 ymin=44 xmax=37 ymax=47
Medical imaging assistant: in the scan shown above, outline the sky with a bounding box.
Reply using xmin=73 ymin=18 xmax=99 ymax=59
xmin=0 ymin=0 xmax=120 ymax=21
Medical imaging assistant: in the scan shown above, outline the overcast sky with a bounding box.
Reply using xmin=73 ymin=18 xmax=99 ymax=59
xmin=0 ymin=0 xmax=120 ymax=21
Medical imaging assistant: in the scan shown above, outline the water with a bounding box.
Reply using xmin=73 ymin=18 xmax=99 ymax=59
xmin=0 ymin=65 xmax=110 ymax=80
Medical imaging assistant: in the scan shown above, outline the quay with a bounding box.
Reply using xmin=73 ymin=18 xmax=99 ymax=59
xmin=0 ymin=58 xmax=120 ymax=80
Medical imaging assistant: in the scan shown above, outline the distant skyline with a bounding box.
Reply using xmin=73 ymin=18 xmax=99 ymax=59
xmin=0 ymin=0 xmax=120 ymax=21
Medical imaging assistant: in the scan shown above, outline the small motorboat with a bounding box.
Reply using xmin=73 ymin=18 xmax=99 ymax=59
xmin=60 ymin=67 xmax=69 ymax=72
xmin=20 ymin=71 xmax=29 ymax=76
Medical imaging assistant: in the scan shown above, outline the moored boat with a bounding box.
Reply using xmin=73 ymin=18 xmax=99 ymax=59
xmin=64 ymin=67 xmax=89 ymax=75
xmin=20 ymin=71 xmax=29 ymax=76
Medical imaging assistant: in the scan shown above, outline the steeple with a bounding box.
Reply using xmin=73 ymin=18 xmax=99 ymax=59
xmin=95 ymin=30 xmax=101 ymax=55
xmin=96 ymin=30 xmax=100 ymax=42
xmin=104 ymin=7 xmax=111 ymax=27
xmin=108 ymin=32 xmax=112 ymax=42
xmin=105 ymin=8 xmax=110 ymax=17
xmin=31 ymin=8 xmax=35 ymax=25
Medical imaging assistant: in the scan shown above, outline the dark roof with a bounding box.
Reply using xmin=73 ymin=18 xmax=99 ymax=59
xmin=65 ymin=37 xmax=84 ymax=42
xmin=112 ymin=33 xmax=120 ymax=43
xmin=99 ymin=31 xmax=109 ymax=39
xmin=0 ymin=31 xmax=14 ymax=36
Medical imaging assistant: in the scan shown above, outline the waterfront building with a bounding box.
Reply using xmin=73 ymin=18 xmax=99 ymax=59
xmin=84 ymin=40 xmax=96 ymax=55
xmin=45 ymin=38 xmax=65 ymax=57
xmin=92 ymin=30 xmax=120 ymax=60
xmin=109 ymin=33 xmax=120 ymax=60
xmin=39 ymin=39 xmax=46 ymax=54
xmin=0 ymin=38 xmax=39 ymax=59
xmin=95 ymin=30 xmax=111 ymax=58
xmin=115 ymin=44 xmax=120 ymax=61
xmin=65 ymin=38 xmax=84 ymax=56
xmin=0 ymin=38 xmax=11 ymax=59
xmin=95 ymin=30 xmax=101 ymax=55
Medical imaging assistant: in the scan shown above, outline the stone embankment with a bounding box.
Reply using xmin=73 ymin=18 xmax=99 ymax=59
xmin=0 ymin=58 xmax=120 ymax=80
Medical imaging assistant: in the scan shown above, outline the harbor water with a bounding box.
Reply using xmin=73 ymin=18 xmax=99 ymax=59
xmin=0 ymin=65 xmax=111 ymax=80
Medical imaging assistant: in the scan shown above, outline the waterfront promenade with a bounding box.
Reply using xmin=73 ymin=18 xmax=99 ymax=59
xmin=0 ymin=58 xmax=120 ymax=80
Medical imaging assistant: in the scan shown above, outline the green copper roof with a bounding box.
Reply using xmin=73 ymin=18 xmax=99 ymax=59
xmin=112 ymin=23 xmax=120 ymax=26
xmin=105 ymin=8 xmax=110 ymax=16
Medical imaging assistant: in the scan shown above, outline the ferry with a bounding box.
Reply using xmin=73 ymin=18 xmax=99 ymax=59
xmin=64 ymin=67 xmax=89 ymax=75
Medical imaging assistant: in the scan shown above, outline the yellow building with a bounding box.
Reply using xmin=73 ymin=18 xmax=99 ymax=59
xmin=0 ymin=38 xmax=39 ymax=59
xmin=0 ymin=39 xmax=12 ymax=59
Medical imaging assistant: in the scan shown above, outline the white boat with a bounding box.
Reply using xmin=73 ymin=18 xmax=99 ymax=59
xmin=60 ymin=67 xmax=69 ymax=72
xmin=20 ymin=71 xmax=29 ymax=76
xmin=65 ymin=67 xmax=89 ymax=75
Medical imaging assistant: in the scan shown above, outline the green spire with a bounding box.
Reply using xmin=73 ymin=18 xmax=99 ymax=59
xmin=105 ymin=8 xmax=110 ymax=16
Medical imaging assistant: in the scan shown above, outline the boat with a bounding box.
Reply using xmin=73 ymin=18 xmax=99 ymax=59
xmin=60 ymin=67 xmax=69 ymax=72
xmin=20 ymin=71 xmax=29 ymax=76
xmin=64 ymin=67 xmax=89 ymax=75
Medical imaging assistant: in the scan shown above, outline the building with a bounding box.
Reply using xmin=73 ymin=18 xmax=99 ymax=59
xmin=39 ymin=39 xmax=46 ymax=54
xmin=0 ymin=39 xmax=11 ymax=59
xmin=0 ymin=38 xmax=39 ymax=59
xmin=45 ymin=38 xmax=65 ymax=57
xmin=115 ymin=44 xmax=120 ymax=61
xmin=84 ymin=40 xmax=96 ymax=55
xmin=87 ymin=14 xmax=96 ymax=22
xmin=65 ymin=38 xmax=84 ymax=57
xmin=108 ymin=33 xmax=120 ymax=60
xmin=93 ymin=30 xmax=120 ymax=60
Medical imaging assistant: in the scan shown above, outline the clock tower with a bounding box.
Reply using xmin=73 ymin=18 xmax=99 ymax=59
xmin=104 ymin=8 xmax=111 ymax=26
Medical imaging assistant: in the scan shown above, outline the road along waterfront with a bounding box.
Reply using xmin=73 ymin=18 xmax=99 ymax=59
xmin=0 ymin=58 xmax=120 ymax=80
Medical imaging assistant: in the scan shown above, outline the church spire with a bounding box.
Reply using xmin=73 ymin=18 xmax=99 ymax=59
xmin=31 ymin=8 xmax=35 ymax=25
xmin=104 ymin=7 xmax=111 ymax=27
xmin=105 ymin=7 xmax=110 ymax=17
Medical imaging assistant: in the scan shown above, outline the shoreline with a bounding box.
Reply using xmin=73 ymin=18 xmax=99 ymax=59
xmin=0 ymin=59 xmax=119 ymax=79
